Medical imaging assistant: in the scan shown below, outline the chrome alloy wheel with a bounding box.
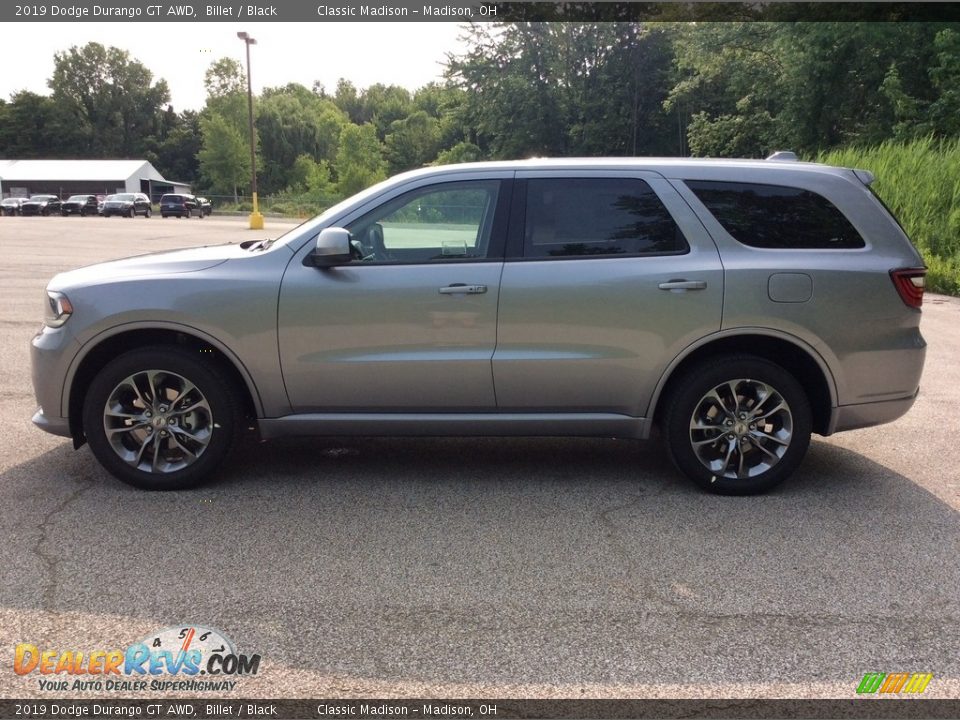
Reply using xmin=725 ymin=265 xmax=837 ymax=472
xmin=103 ymin=370 xmax=213 ymax=474
xmin=688 ymin=378 xmax=793 ymax=480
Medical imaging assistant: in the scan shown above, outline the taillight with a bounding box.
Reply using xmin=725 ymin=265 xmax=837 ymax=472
xmin=890 ymin=268 xmax=926 ymax=308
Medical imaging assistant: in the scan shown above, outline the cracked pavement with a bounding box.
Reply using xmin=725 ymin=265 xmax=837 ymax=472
xmin=1 ymin=216 xmax=958 ymax=700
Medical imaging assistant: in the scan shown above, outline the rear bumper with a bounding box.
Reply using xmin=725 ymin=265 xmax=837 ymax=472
xmin=828 ymin=389 xmax=919 ymax=435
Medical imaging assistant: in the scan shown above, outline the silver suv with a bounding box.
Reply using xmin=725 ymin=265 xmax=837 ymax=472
xmin=30 ymin=157 xmax=926 ymax=494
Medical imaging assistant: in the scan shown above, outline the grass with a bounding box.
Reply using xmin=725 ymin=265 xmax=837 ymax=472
xmin=819 ymin=137 xmax=960 ymax=296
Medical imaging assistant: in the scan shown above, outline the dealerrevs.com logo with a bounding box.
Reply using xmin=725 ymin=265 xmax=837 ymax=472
xmin=13 ymin=625 xmax=261 ymax=692
xmin=856 ymin=672 xmax=933 ymax=695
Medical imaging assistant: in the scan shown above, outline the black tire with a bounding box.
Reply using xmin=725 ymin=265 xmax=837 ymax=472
xmin=82 ymin=346 xmax=239 ymax=490
xmin=127 ymin=207 xmax=135 ymax=218
xmin=145 ymin=207 xmax=152 ymax=218
xmin=185 ymin=208 xmax=192 ymax=219
xmin=662 ymin=355 xmax=812 ymax=495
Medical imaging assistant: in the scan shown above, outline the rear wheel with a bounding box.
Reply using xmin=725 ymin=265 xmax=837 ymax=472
xmin=82 ymin=346 xmax=239 ymax=490
xmin=663 ymin=355 xmax=812 ymax=495
xmin=184 ymin=208 xmax=192 ymax=219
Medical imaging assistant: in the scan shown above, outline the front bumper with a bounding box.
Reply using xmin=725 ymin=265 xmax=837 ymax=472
xmin=31 ymin=324 xmax=79 ymax=440
xmin=32 ymin=407 xmax=71 ymax=438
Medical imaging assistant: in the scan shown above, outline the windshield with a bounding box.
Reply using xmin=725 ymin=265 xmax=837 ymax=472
xmin=30 ymin=195 xmax=56 ymax=200
xmin=67 ymin=195 xmax=89 ymax=201
xmin=113 ymin=194 xmax=135 ymax=201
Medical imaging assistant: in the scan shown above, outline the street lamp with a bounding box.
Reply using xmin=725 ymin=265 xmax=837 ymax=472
xmin=237 ymin=31 xmax=264 ymax=230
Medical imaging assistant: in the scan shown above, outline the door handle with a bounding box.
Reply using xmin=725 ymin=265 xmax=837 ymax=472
xmin=658 ymin=279 xmax=707 ymax=291
xmin=439 ymin=284 xmax=488 ymax=295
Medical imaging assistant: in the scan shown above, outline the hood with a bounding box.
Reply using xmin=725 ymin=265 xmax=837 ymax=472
xmin=49 ymin=244 xmax=250 ymax=289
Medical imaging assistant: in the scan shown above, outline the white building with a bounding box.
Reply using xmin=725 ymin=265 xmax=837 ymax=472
xmin=0 ymin=159 xmax=192 ymax=200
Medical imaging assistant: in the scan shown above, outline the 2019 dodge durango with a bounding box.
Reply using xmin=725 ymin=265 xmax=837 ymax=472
xmin=30 ymin=157 xmax=926 ymax=494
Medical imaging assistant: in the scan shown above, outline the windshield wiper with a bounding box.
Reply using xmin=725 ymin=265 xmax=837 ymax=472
xmin=239 ymin=238 xmax=275 ymax=251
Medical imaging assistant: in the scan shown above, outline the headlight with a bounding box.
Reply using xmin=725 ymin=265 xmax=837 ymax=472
xmin=44 ymin=291 xmax=73 ymax=328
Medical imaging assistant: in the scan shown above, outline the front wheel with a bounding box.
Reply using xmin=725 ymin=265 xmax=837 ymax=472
xmin=184 ymin=208 xmax=192 ymax=219
xmin=663 ymin=355 xmax=812 ymax=495
xmin=82 ymin=347 xmax=239 ymax=490
xmin=145 ymin=207 xmax=152 ymax=218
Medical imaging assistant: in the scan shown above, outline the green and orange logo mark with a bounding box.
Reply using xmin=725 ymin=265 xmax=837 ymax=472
xmin=856 ymin=672 xmax=933 ymax=694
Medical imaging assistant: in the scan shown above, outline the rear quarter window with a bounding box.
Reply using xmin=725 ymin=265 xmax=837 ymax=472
xmin=686 ymin=180 xmax=865 ymax=249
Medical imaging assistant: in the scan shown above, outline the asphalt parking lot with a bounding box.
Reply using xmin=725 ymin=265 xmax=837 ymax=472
xmin=0 ymin=215 xmax=958 ymax=700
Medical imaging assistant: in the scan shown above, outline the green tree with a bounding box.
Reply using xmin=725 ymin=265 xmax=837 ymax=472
xmin=49 ymin=42 xmax=170 ymax=157
xmin=256 ymin=84 xmax=348 ymax=193
xmin=147 ymin=109 xmax=202 ymax=185
xmin=446 ymin=23 xmax=676 ymax=158
xmin=334 ymin=123 xmax=386 ymax=196
xmin=0 ymin=91 xmax=83 ymax=158
xmin=384 ymin=110 xmax=441 ymax=174
xmin=361 ymin=84 xmax=414 ymax=140
xmin=197 ymin=113 xmax=250 ymax=201
xmin=665 ymin=22 xmax=954 ymax=156
xmin=433 ymin=141 xmax=482 ymax=166
xmin=203 ymin=57 xmax=248 ymax=132
xmin=333 ymin=79 xmax=364 ymax=124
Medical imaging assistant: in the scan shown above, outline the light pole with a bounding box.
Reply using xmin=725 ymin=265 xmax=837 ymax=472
xmin=237 ymin=31 xmax=264 ymax=229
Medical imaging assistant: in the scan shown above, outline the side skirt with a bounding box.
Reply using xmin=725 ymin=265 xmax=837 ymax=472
xmin=258 ymin=413 xmax=650 ymax=441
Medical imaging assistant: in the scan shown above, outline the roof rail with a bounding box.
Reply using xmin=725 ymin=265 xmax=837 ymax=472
xmin=766 ymin=151 xmax=798 ymax=162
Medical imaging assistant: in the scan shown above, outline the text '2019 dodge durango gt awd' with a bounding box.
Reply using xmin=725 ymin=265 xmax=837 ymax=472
xmin=31 ymin=157 xmax=926 ymax=494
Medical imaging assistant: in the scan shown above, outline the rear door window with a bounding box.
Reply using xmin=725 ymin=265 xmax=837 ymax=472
xmin=686 ymin=180 xmax=865 ymax=249
xmin=521 ymin=178 xmax=688 ymax=259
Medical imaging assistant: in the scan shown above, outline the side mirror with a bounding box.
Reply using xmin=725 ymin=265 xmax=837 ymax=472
xmin=307 ymin=228 xmax=352 ymax=267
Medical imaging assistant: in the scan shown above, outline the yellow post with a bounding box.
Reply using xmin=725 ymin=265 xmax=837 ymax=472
xmin=249 ymin=191 xmax=264 ymax=229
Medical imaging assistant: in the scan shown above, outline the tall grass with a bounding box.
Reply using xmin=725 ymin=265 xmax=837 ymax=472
xmin=819 ymin=137 xmax=960 ymax=296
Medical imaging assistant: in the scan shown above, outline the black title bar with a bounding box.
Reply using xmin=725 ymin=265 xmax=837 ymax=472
xmin=5 ymin=2 xmax=960 ymax=23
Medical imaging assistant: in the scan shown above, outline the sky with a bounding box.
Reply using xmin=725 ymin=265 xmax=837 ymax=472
xmin=0 ymin=22 xmax=472 ymax=111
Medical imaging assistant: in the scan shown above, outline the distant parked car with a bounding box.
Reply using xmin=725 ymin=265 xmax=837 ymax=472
xmin=20 ymin=194 xmax=62 ymax=216
xmin=197 ymin=197 xmax=212 ymax=217
xmin=1 ymin=197 xmax=27 ymax=216
xmin=102 ymin=193 xmax=151 ymax=218
xmin=61 ymin=195 xmax=99 ymax=217
xmin=160 ymin=193 xmax=201 ymax=219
